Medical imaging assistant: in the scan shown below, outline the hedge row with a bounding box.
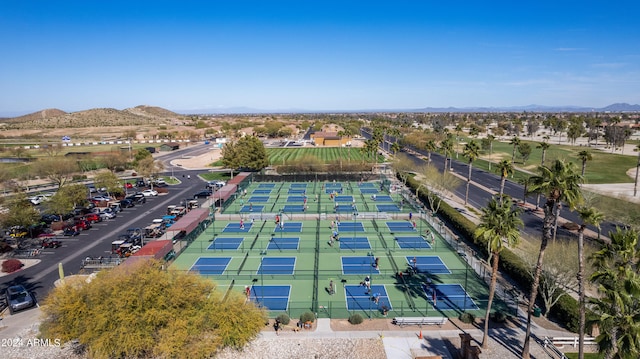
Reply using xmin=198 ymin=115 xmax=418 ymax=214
xmin=404 ymin=174 xmax=580 ymax=331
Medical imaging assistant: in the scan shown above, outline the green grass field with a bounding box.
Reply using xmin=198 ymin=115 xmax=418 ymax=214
xmin=267 ymin=147 xmax=384 ymax=165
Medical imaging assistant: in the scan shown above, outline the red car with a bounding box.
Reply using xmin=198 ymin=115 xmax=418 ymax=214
xmin=84 ymin=213 xmax=101 ymax=223
xmin=42 ymin=239 xmax=62 ymax=249
xmin=74 ymin=219 xmax=92 ymax=230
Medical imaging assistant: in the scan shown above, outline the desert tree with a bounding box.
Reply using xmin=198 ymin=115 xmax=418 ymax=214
xmin=40 ymin=260 xmax=267 ymax=359
xmin=577 ymin=150 xmax=593 ymax=177
xmin=32 ymin=157 xmax=79 ymax=189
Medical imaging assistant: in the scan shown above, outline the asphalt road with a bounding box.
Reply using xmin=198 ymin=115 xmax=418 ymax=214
xmin=0 ymin=144 xmax=213 ymax=306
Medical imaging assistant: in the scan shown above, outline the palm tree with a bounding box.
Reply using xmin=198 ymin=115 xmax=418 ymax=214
xmin=440 ymin=135 xmax=454 ymax=173
xmin=424 ymin=140 xmax=437 ymax=165
xmin=463 ymin=140 xmax=480 ymax=205
xmin=454 ymin=123 xmax=463 ymax=159
xmin=495 ymin=160 xmax=514 ymax=203
xmin=522 ymin=159 xmax=584 ymax=359
xmin=509 ymin=136 xmax=521 ymax=162
xmin=576 ymin=207 xmax=603 ymax=359
xmin=536 ymin=140 xmax=551 ymax=167
xmin=475 ymin=196 xmax=523 ymax=349
xmin=577 ymin=150 xmax=592 ymax=176
xmin=588 ymin=228 xmax=640 ymax=359
xmin=486 ymin=134 xmax=495 ymax=171
xmin=390 ymin=141 xmax=401 ymax=156
xmin=634 ymin=144 xmax=640 ymax=197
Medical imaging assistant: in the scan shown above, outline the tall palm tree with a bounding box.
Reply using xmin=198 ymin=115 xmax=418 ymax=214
xmin=454 ymin=123 xmax=464 ymax=159
xmin=495 ymin=160 xmax=514 ymax=203
xmin=440 ymin=135 xmax=454 ymax=173
xmin=509 ymin=136 xmax=521 ymax=162
xmin=475 ymin=196 xmax=523 ymax=349
xmin=588 ymin=228 xmax=640 ymax=359
xmin=486 ymin=134 xmax=495 ymax=171
xmin=634 ymin=144 xmax=640 ymax=197
xmin=522 ymin=159 xmax=584 ymax=359
xmin=577 ymin=150 xmax=593 ymax=176
xmin=536 ymin=140 xmax=551 ymax=167
xmin=463 ymin=140 xmax=480 ymax=205
xmin=576 ymin=207 xmax=603 ymax=359
xmin=424 ymin=139 xmax=437 ymax=165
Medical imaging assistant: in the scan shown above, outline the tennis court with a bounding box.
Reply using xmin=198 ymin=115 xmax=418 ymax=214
xmin=423 ymin=283 xmax=479 ymax=310
xmin=250 ymin=285 xmax=291 ymax=311
xmin=339 ymin=237 xmax=371 ymax=250
xmin=267 ymin=237 xmax=300 ymax=250
xmin=360 ymin=188 xmax=379 ymax=194
xmin=406 ymin=255 xmax=451 ymax=274
xmin=345 ymin=284 xmax=392 ymax=311
xmin=207 ymin=237 xmax=244 ymax=250
xmin=258 ymin=257 xmax=296 ymax=275
xmin=341 ymin=256 xmax=380 ymax=275
xmin=274 ymin=222 xmax=303 ymax=233
xmin=190 ymin=257 xmax=231 ymax=275
xmin=386 ymin=221 xmax=416 ymax=232
xmin=377 ymin=204 xmax=401 ymax=212
xmin=172 ymin=179 xmax=493 ymax=320
xmin=395 ymin=236 xmax=431 ymax=249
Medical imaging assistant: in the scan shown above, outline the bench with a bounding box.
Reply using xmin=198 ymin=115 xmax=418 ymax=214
xmin=392 ymin=317 xmax=448 ymax=327
xmin=547 ymin=336 xmax=597 ymax=348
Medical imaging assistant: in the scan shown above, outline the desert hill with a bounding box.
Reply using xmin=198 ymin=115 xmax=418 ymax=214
xmin=0 ymin=106 xmax=185 ymax=129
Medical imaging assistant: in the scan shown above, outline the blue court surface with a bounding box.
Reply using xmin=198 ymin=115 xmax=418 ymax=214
xmin=358 ymin=182 xmax=375 ymax=188
xmin=223 ymin=223 xmax=253 ymax=233
xmin=360 ymin=188 xmax=379 ymax=194
xmin=282 ymin=205 xmax=306 ymax=212
xmin=341 ymin=256 xmax=380 ymax=275
xmin=335 ymin=195 xmax=354 ymax=202
xmin=337 ymin=222 xmax=365 ymax=232
xmin=247 ymin=196 xmax=270 ymax=203
xmin=386 ymin=221 xmax=416 ymax=232
xmin=290 ymin=183 xmax=308 ymax=188
xmin=250 ymin=285 xmax=291 ymax=311
xmin=258 ymin=183 xmax=276 ymax=188
xmin=396 ymin=236 xmax=431 ymax=249
xmin=325 ymin=188 xmax=343 ymax=194
xmin=287 ymin=195 xmax=307 ymax=202
xmin=287 ymin=189 xmax=307 ymax=195
xmin=325 ymin=183 xmax=343 ymax=188
xmin=335 ymin=205 xmax=357 ymax=213
xmin=374 ymin=195 xmax=394 ymax=202
xmin=207 ymin=237 xmax=244 ymax=250
xmin=406 ymin=256 xmax=451 ymax=274
xmin=267 ymin=237 xmax=300 ymax=250
xmin=190 ymin=257 xmax=231 ymax=275
xmin=339 ymin=237 xmax=371 ymax=250
xmin=274 ymin=222 xmax=303 ymax=233
xmin=376 ymin=204 xmax=401 ymax=212
xmin=345 ymin=284 xmax=392 ymax=311
xmin=258 ymin=257 xmax=296 ymax=275
xmin=240 ymin=205 xmax=264 ymax=213
xmin=423 ymin=284 xmax=479 ymax=310
xmin=252 ymin=189 xmax=272 ymax=194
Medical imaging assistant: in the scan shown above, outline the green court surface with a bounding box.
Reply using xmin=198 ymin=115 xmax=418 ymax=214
xmin=172 ymin=180 xmax=505 ymax=319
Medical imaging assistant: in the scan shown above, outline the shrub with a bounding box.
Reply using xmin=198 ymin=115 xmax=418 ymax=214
xmin=492 ymin=311 xmax=508 ymax=323
xmin=276 ymin=313 xmax=290 ymax=325
xmin=459 ymin=312 xmax=476 ymax=324
xmin=348 ymin=313 xmax=364 ymax=325
xmin=2 ymin=259 xmax=23 ymax=273
xmin=299 ymin=311 xmax=315 ymax=323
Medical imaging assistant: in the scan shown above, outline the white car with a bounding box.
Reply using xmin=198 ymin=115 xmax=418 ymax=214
xmin=98 ymin=208 xmax=117 ymax=220
xmin=141 ymin=189 xmax=158 ymax=197
xmin=28 ymin=195 xmax=46 ymax=205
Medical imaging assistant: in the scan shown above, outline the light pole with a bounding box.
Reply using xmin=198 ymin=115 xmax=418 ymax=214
xmin=352 ymin=211 xmax=358 ymax=245
xmin=369 ymin=251 xmax=373 ymax=319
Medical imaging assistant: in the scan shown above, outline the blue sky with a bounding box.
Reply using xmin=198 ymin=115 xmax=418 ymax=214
xmin=1 ymin=1 xmax=639 ymax=115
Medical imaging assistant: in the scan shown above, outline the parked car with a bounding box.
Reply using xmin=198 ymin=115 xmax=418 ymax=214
xmin=74 ymin=219 xmax=92 ymax=231
xmin=41 ymin=238 xmax=62 ymax=248
xmin=91 ymin=195 xmax=111 ymax=203
xmin=126 ymin=192 xmax=147 ymax=204
xmin=206 ymin=180 xmax=226 ymax=189
xmin=28 ymin=195 xmax=46 ymax=205
xmin=98 ymin=208 xmax=117 ymax=220
xmin=5 ymin=285 xmax=35 ymax=314
xmin=193 ymin=190 xmax=212 ymax=199
xmin=141 ymin=189 xmax=158 ymax=197
xmin=120 ymin=199 xmax=135 ymax=208
xmin=83 ymin=213 xmax=101 ymax=223
xmin=63 ymin=227 xmax=80 ymax=236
